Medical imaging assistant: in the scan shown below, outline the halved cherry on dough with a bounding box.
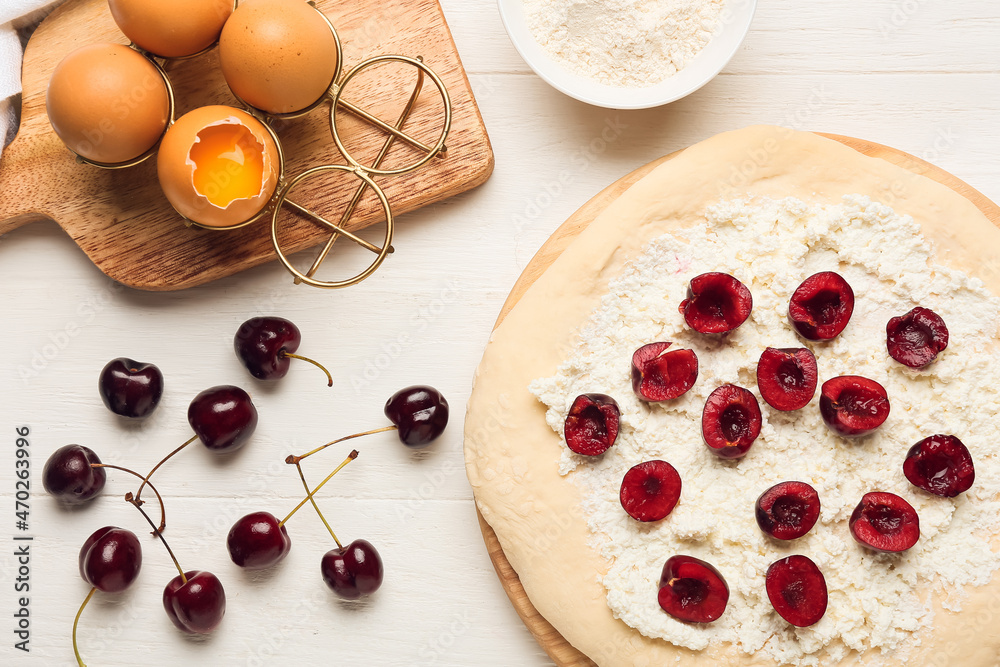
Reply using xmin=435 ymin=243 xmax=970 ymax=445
xmin=658 ymin=555 xmax=729 ymax=623
xmin=788 ymin=272 xmax=855 ymax=341
xmin=886 ymin=307 xmax=949 ymax=368
xmin=701 ymin=385 xmax=762 ymax=459
xmin=903 ymin=434 xmax=975 ymax=497
xmin=620 ymin=460 xmax=682 ymax=522
xmin=755 ymin=481 xmax=821 ymax=540
xmin=631 ymin=342 xmax=698 ymax=402
xmin=849 ymin=492 xmax=920 ymax=553
xmin=766 ymin=555 xmax=828 ymax=627
xmin=679 ymin=272 xmax=753 ymax=334
xmin=756 ymin=347 xmax=818 ymax=411
xmin=563 ymin=393 xmax=620 ymax=456
xmin=819 ymin=376 xmax=890 ymax=437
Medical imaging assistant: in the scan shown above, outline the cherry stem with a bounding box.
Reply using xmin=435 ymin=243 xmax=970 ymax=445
xmin=135 ymin=434 xmax=198 ymax=506
xmin=280 ymin=351 xmax=333 ymax=387
xmin=293 ymin=462 xmax=342 ymax=548
xmin=91 ymin=463 xmax=168 ymax=533
xmin=126 ymin=495 xmax=187 ymax=584
xmin=278 ymin=449 xmax=359 ymax=527
xmin=73 ymin=586 xmax=96 ymax=667
xmin=285 ymin=426 xmax=395 ymax=465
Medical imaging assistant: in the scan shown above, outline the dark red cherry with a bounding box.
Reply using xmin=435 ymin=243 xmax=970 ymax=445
xmin=384 ymin=386 xmax=449 ymax=447
xmin=766 ymin=555 xmax=828 ymax=627
xmin=849 ymin=492 xmax=919 ymax=553
xmin=43 ymin=444 xmax=106 ymax=505
xmin=187 ymin=385 xmax=258 ymax=453
xmin=657 ymin=555 xmax=729 ymax=623
xmin=79 ymin=526 xmax=142 ymax=593
xmin=788 ymin=272 xmax=855 ymax=341
xmin=226 ymin=511 xmax=291 ymax=570
xmin=755 ymin=481 xmax=821 ymax=540
xmin=679 ymin=272 xmax=753 ymax=334
xmin=701 ymin=385 xmax=762 ymax=459
xmin=756 ymin=347 xmax=818 ymax=411
xmin=619 ymin=460 xmax=681 ymax=522
xmin=630 ymin=342 xmax=698 ymax=402
xmin=903 ymin=435 xmax=975 ymax=497
xmin=163 ymin=570 xmax=226 ymax=634
xmin=98 ymin=357 xmax=164 ymax=419
xmin=819 ymin=376 xmax=890 ymax=437
xmin=321 ymin=539 xmax=384 ymax=599
xmin=233 ymin=316 xmax=332 ymax=386
xmin=563 ymin=393 xmax=620 ymax=456
xmin=235 ymin=316 xmax=300 ymax=380
xmin=886 ymin=307 xmax=949 ymax=368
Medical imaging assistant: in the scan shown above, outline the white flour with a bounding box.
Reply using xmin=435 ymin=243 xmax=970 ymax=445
xmin=530 ymin=196 xmax=1000 ymax=665
xmin=523 ymin=0 xmax=725 ymax=88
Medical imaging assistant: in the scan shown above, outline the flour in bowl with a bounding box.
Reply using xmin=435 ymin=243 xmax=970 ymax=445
xmin=523 ymin=0 xmax=725 ymax=87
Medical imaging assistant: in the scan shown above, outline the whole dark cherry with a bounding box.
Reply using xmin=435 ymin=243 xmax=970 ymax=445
xmin=98 ymin=357 xmax=164 ymax=419
xmin=188 ymin=385 xmax=258 ymax=453
xmin=163 ymin=570 xmax=227 ymax=634
xmin=321 ymin=539 xmax=384 ymax=599
xmin=79 ymin=526 xmax=142 ymax=592
xmin=384 ymin=386 xmax=449 ymax=448
xmin=227 ymin=512 xmax=292 ymax=570
xmin=234 ymin=316 xmax=332 ymax=386
xmin=657 ymin=555 xmax=729 ymax=623
xmin=43 ymin=445 xmax=106 ymax=505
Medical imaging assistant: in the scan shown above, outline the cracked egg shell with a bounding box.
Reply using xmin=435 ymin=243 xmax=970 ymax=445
xmin=157 ymin=106 xmax=280 ymax=228
xmin=108 ymin=0 xmax=235 ymax=58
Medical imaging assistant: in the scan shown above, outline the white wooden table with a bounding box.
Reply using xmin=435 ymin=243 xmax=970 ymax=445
xmin=1 ymin=1 xmax=998 ymax=664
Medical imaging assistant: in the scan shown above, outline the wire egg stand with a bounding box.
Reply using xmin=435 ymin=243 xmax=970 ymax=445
xmin=71 ymin=0 xmax=453 ymax=289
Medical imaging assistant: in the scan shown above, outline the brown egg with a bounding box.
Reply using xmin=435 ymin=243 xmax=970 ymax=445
xmin=219 ymin=0 xmax=339 ymax=114
xmin=108 ymin=0 xmax=235 ymax=58
xmin=46 ymin=43 xmax=170 ymax=165
xmin=157 ymin=106 xmax=280 ymax=228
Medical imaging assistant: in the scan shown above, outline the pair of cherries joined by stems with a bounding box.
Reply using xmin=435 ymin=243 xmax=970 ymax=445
xmin=226 ymin=385 xmax=450 ymax=599
xmin=58 ymin=377 xmax=259 ymax=666
xmin=69 ymin=468 xmax=227 ymax=667
xmin=46 ymin=316 xmax=449 ymax=665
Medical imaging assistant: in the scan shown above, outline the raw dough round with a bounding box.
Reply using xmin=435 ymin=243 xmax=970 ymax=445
xmin=464 ymin=126 xmax=1000 ymax=667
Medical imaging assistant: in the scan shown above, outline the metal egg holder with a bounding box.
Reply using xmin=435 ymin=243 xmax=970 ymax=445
xmin=77 ymin=3 xmax=452 ymax=289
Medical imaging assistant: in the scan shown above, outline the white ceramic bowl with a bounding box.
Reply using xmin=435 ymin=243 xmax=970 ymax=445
xmin=497 ymin=0 xmax=758 ymax=109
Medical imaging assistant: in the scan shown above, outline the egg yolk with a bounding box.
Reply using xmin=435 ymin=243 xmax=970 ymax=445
xmin=190 ymin=124 xmax=267 ymax=209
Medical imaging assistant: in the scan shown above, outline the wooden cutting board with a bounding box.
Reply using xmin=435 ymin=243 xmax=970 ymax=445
xmin=475 ymin=133 xmax=1000 ymax=667
xmin=0 ymin=0 xmax=493 ymax=290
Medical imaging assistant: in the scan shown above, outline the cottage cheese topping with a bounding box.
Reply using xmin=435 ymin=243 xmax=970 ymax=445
xmin=530 ymin=196 xmax=1000 ymax=665
xmin=523 ymin=0 xmax=725 ymax=88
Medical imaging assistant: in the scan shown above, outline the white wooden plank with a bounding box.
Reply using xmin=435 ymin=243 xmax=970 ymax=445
xmin=442 ymin=0 xmax=1000 ymax=75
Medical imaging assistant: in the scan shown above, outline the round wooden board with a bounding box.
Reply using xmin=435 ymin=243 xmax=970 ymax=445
xmin=473 ymin=132 xmax=1000 ymax=667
